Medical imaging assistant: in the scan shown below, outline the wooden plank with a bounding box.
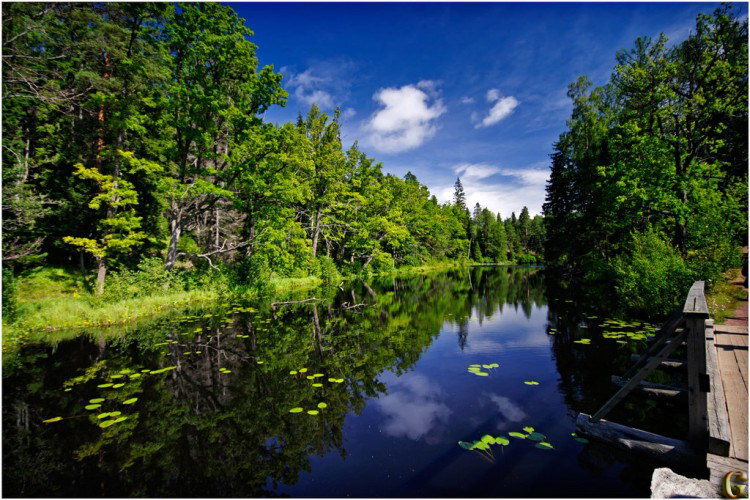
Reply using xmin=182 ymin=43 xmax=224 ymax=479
xmin=611 ymin=375 xmax=687 ymax=400
xmin=683 ymin=281 xmax=710 ymax=318
xmin=705 ymin=331 xmax=731 ymax=456
xmin=715 ymin=330 xmax=749 ymax=461
xmin=629 ymin=354 xmax=686 ymax=369
xmin=576 ymin=413 xmax=701 ymax=468
xmin=686 ymin=315 xmax=709 ymax=447
xmin=592 ymin=327 xmax=687 ymax=422
xmin=714 ymin=325 xmax=749 ymax=334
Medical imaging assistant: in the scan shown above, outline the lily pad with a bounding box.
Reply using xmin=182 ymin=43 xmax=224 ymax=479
xmin=313 ymin=373 xmax=324 ymax=378
xmin=112 ymin=383 xmax=125 ymax=389
xmin=474 ymin=372 xmax=489 ymax=377
xmin=535 ymin=442 xmax=554 ymax=450
xmin=458 ymin=440 xmax=474 ymax=450
xmin=84 ymin=404 xmax=101 ymax=410
xmin=99 ymin=420 xmax=116 ymax=428
xmin=523 ymin=381 xmax=540 ymax=385
xmin=574 ymin=437 xmax=589 ymax=444
xmin=290 ymin=371 xmax=298 ymax=375
xmin=89 ymin=398 xmax=105 ymax=404
xmin=494 ymin=436 xmax=510 ymax=446
xmin=508 ymin=432 xmax=527 ymax=439
xmin=522 ymin=426 xmax=535 ymax=433
xmin=527 ymin=432 xmax=547 ymax=442
xmin=317 ymin=402 xmax=328 ymax=409
xmin=113 ymin=417 xmax=127 ymax=423
xmin=307 ymin=410 xmax=319 ymax=415
xmin=96 ymin=413 xmax=111 ymax=419
xmin=97 ymin=383 xmax=113 ymax=388
xmin=43 ymin=417 xmax=63 ymax=423
xmin=289 ymin=408 xmax=303 ymax=413
xmin=481 ymin=434 xmax=496 ymax=445
xmin=312 ymin=383 xmax=323 ymax=387
xmin=123 ymin=398 xmax=138 ymax=405
xmin=299 ymin=368 xmax=308 ymax=373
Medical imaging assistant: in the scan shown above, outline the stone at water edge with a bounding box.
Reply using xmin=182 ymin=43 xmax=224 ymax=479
xmin=650 ymin=467 xmax=717 ymax=498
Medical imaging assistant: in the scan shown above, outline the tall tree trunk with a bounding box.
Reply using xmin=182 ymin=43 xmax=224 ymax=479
xmin=96 ymin=257 xmax=106 ymax=295
xmin=214 ymin=206 xmax=220 ymax=250
xmin=311 ymin=206 xmax=322 ymax=258
xmin=165 ymin=216 xmax=182 ymax=270
xmin=93 ymin=52 xmax=111 ymax=294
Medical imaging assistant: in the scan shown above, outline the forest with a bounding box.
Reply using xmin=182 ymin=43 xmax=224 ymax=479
xmin=543 ymin=5 xmax=748 ymax=315
xmin=2 ymin=2 xmax=543 ymax=334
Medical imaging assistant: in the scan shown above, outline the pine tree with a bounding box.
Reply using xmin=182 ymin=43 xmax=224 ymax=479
xmin=453 ymin=178 xmax=466 ymax=210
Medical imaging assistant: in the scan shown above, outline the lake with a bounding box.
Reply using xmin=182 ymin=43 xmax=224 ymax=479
xmin=2 ymin=266 xmax=689 ymax=497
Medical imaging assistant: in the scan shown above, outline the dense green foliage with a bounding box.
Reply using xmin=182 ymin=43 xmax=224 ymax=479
xmin=2 ymin=2 xmax=542 ymax=309
xmin=543 ymin=6 xmax=748 ymax=315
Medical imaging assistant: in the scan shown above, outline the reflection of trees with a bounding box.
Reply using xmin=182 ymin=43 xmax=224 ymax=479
xmin=3 ymin=266 xmax=547 ymax=496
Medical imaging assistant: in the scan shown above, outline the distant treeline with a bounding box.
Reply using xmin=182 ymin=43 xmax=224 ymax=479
xmin=543 ymin=6 xmax=748 ymax=315
xmin=2 ymin=2 xmax=542 ymax=296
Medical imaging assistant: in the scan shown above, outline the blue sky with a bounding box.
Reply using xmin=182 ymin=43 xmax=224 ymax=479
xmin=229 ymin=2 xmax=745 ymax=217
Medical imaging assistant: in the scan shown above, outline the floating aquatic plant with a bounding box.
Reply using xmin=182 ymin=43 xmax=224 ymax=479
xmin=84 ymin=404 xmax=101 ymax=410
xmin=508 ymin=432 xmax=527 ymax=439
xmin=312 ymin=383 xmax=323 ymax=387
xmin=89 ymin=398 xmax=105 ymax=404
xmin=523 ymin=381 xmax=539 ymax=385
xmin=571 ymin=432 xmax=589 ymax=444
xmin=43 ymin=417 xmax=63 ymax=423
xmin=123 ymin=398 xmax=138 ymax=405
xmin=289 ymin=407 xmax=303 ymax=413
xmin=307 ymin=410 xmax=319 ymax=415
xmin=535 ymin=442 xmax=554 ymax=450
xmin=290 ymin=371 xmax=298 ymax=375
xmin=317 ymin=402 xmax=327 ymax=409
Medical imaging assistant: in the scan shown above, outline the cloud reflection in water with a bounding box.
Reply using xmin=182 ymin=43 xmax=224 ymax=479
xmin=375 ymin=373 xmax=451 ymax=443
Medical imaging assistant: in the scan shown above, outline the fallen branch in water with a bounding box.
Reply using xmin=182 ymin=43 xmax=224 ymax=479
xmin=270 ymin=297 xmax=321 ymax=310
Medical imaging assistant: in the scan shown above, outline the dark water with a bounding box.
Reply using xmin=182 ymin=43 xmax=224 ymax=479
xmin=3 ymin=267 xmax=690 ymax=497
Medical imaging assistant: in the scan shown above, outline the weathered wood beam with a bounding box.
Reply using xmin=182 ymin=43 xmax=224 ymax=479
xmin=684 ymin=281 xmax=709 ymax=447
xmin=704 ymin=321 xmax=731 ymax=456
xmin=576 ymin=413 xmax=701 ymax=468
xmin=611 ymin=375 xmax=687 ymax=401
xmin=629 ymin=354 xmax=686 ymax=370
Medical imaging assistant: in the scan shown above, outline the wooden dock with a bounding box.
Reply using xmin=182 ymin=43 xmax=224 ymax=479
xmin=575 ymin=281 xmax=749 ymax=496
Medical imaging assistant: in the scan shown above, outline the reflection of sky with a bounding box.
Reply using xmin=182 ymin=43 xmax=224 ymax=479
xmin=487 ymin=394 xmax=526 ymax=423
xmin=375 ymin=372 xmax=451 ymax=443
xmin=452 ymin=305 xmax=550 ymax=354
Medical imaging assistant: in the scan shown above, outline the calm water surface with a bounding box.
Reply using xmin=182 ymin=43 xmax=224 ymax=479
xmin=3 ymin=267 xmax=688 ymax=497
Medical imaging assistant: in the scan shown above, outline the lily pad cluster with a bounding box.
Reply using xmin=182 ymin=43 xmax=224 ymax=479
xmin=467 ymin=363 xmax=499 ymax=377
xmin=289 ymin=401 xmax=328 ymax=416
xmin=458 ymin=434 xmax=509 ymax=463
xmin=458 ymin=426 xmax=554 ymax=462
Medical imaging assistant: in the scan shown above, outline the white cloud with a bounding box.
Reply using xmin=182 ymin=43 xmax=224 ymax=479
xmin=454 ymin=163 xmax=500 ymax=180
xmin=365 ymin=81 xmax=446 ymax=153
xmin=437 ymin=162 xmax=550 ymax=216
xmin=283 ymin=68 xmax=334 ymax=109
xmin=488 ymin=394 xmax=526 ymax=423
xmin=282 ymin=60 xmax=355 ymax=111
xmin=459 ymin=96 xmax=475 ymax=105
xmin=476 ymin=95 xmax=519 ymax=128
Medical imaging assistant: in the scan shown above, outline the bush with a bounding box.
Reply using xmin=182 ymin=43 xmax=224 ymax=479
xmin=2 ymin=267 xmax=18 ymax=321
xmin=316 ymin=255 xmax=341 ymax=286
xmin=612 ymin=230 xmax=695 ymax=316
xmin=102 ymin=258 xmax=182 ymax=302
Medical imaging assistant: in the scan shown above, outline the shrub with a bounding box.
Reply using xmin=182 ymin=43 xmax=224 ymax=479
xmin=316 ymin=255 xmax=341 ymax=286
xmin=2 ymin=267 xmax=18 ymax=321
xmin=612 ymin=230 xmax=695 ymax=316
xmin=102 ymin=257 xmax=182 ymax=302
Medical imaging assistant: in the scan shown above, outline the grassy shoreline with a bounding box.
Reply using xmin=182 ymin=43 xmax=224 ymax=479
xmin=4 ymin=261 xmax=504 ymax=353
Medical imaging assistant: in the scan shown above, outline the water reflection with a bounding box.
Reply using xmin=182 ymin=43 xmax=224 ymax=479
xmin=3 ymin=267 xmax=666 ymax=497
xmin=376 ymin=372 xmax=451 ymax=442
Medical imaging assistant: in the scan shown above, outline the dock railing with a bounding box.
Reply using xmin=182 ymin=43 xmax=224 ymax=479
xmin=577 ymin=281 xmax=731 ymax=469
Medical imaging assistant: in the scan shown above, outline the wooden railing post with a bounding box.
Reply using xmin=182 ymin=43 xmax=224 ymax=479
xmin=683 ymin=281 xmax=710 ymax=447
